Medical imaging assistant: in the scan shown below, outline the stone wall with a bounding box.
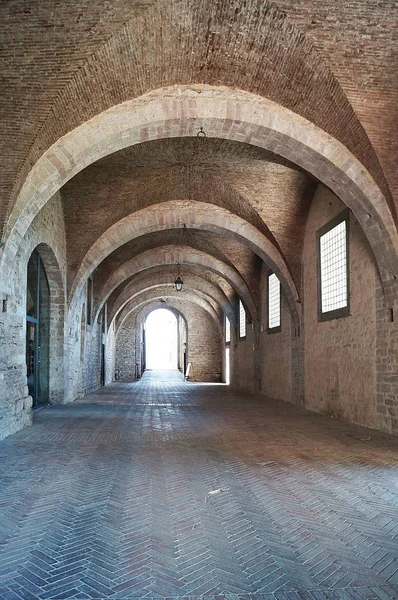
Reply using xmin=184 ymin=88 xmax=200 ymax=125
xmin=228 ymin=183 xmax=398 ymax=434
xmin=64 ymin=278 xmax=105 ymax=401
xmin=0 ymin=186 xmax=107 ymax=441
xmin=105 ymin=321 xmax=116 ymax=385
xmin=0 ymin=193 xmax=67 ymax=440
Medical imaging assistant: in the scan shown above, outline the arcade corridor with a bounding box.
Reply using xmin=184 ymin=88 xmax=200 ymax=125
xmin=0 ymin=372 xmax=397 ymax=599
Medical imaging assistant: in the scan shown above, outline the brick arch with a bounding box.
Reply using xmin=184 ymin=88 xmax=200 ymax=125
xmin=117 ymin=289 xmax=223 ymax=338
xmin=91 ymin=227 xmax=248 ymax=312
xmin=73 ymin=202 xmax=295 ymax=324
xmin=94 ymin=244 xmax=256 ymax=324
xmin=106 ymin=263 xmax=236 ymax=322
xmin=4 ymin=86 xmax=397 ymax=305
xmin=28 ymin=243 xmax=65 ymax=405
xmin=107 ymin=271 xmax=236 ymax=328
xmin=142 ymin=304 xmax=187 ymax=334
xmin=116 ymin=286 xmax=221 ymax=329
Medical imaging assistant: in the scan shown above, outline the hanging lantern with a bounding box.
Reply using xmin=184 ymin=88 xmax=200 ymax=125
xmin=174 ymin=263 xmax=183 ymax=291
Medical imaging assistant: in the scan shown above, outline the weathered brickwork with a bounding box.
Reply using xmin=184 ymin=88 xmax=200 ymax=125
xmin=275 ymin=0 xmax=398 ymax=217
xmin=303 ymin=185 xmax=379 ymax=429
xmin=231 ymin=320 xmax=257 ymax=393
xmin=115 ymin=312 xmax=139 ymax=382
xmin=259 ymin=263 xmax=292 ymax=403
xmin=64 ymin=139 xmax=310 ymax=295
xmin=64 ymin=278 xmax=107 ymax=403
xmin=2 ymin=0 xmax=395 ymax=242
xmin=232 ymin=267 xmax=305 ymax=407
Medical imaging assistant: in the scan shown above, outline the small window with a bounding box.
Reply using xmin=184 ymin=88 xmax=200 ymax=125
xmin=87 ymin=277 xmax=93 ymax=326
xmin=268 ymin=272 xmax=281 ymax=332
xmin=225 ymin=316 xmax=231 ymax=344
xmin=239 ymin=299 xmax=246 ymax=338
xmin=317 ymin=210 xmax=349 ymax=321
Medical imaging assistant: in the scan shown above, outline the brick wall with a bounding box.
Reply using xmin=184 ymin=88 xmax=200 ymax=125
xmin=259 ymin=264 xmax=292 ymax=403
xmin=230 ymin=299 xmax=257 ymax=393
xmin=303 ymin=184 xmax=378 ymax=429
xmin=232 ymin=268 xmax=301 ymax=405
xmin=3 ymin=0 xmax=395 ymax=241
xmin=115 ymin=312 xmax=139 ymax=382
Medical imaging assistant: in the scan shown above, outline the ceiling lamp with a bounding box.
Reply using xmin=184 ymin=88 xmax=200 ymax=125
xmin=174 ymin=263 xmax=183 ymax=292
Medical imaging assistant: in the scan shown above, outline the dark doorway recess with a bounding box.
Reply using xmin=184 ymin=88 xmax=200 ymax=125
xmin=26 ymin=250 xmax=50 ymax=407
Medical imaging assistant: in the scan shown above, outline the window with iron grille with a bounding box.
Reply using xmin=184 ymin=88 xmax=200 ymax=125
xmin=225 ymin=316 xmax=231 ymax=344
xmin=268 ymin=272 xmax=281 ymax=332
xmin=239 ymin=299 xmax=246 ymax=338
xmin=317 ymin=210 xmax=350 ymax=321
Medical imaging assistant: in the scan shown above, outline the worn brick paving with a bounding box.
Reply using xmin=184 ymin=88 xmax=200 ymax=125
xmin=0 ymin=371 xmax=397 ymax=599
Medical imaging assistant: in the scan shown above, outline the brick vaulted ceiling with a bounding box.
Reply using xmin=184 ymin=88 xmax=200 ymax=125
xmin=1 ymin=0 xmax=397 ymax=236
xmin=62 ymin=138 xmax=313 ymax=292
xmin=1 ymin=0 xmax=397 ymax=317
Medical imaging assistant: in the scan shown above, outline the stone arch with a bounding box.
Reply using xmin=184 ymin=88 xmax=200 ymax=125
xmin=95 ymin=244 xmax=254 ymax=325
xmin=114 ymin=294 xmax=222 ymax=382
xmin=117 ymin=290 xmax=223 ymax=337
xmin=143 ymin=304 xmax=188 ymax=335
xmin=112 ymin=284 xmax=223 ymax=324
xmin=4 ymin=86 xmax=397 ymax=305
xmin=73 ymin=202 xmax=296 ymax=326
xmin=108 ymin=273 xmax=236 ymax=328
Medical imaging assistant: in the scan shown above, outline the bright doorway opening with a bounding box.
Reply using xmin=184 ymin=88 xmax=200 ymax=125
xmin=225 ymin=347 xmax=230 ymax=385
xmin=145 ymin=308 xmax=178 ymax=370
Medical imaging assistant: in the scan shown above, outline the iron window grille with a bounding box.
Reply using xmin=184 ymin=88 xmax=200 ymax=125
xmin=268 ymin=271 xmax=281 ymax=333
xmin=225 ymin=316 xmax=231 ymax=344
xmin=239 ymin=299 xmax=246 ymax=338
xmin=317 ymin=209 xmax=350 ymax=322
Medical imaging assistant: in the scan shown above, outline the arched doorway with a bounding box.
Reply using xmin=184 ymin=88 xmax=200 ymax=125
xmin=145 ymin=309 xmax=178 ymax=370
xmin=26 ymin=250 xmax=50 ymax=407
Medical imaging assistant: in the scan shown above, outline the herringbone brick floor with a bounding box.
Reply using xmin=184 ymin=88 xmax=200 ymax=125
xmin=0 ymin=371 xmax=397 ymax=600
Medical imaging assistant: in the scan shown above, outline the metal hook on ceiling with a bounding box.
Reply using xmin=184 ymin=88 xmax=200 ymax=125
xmin=197 ymin=126 xmax=206 ymax=138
